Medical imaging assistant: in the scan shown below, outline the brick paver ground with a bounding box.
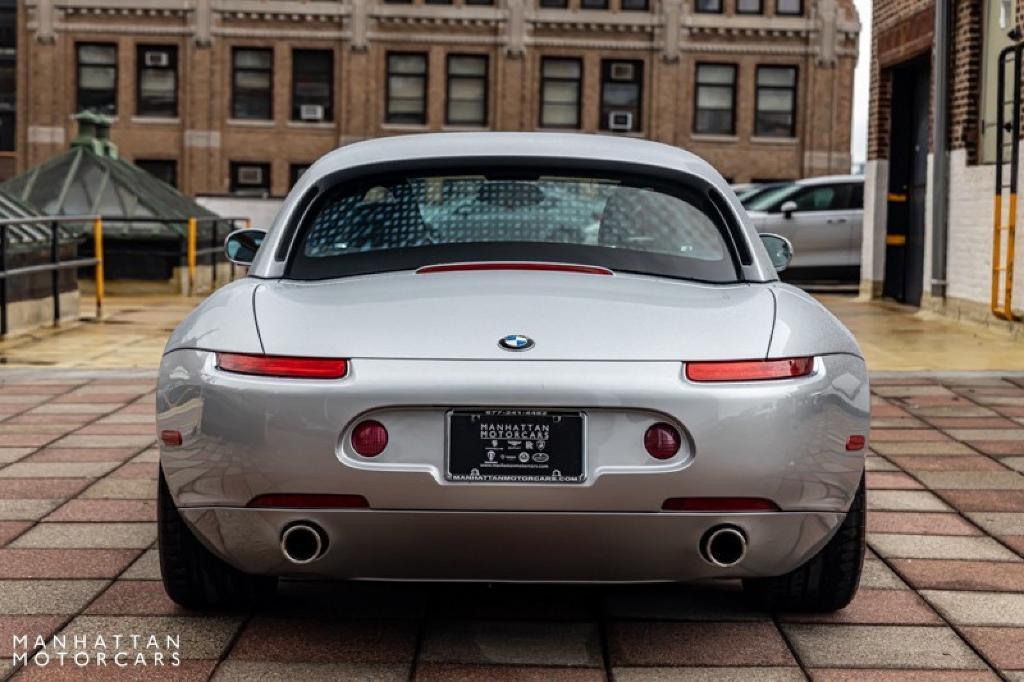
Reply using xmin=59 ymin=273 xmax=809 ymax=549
xmin=0 ymin=371 xmax=1022 ymax=680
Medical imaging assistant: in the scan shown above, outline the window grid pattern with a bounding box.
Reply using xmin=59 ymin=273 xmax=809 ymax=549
xmin=755 ymin=65 xmax=797 ymax=137
xmin=387 ymin=52 xmax=428 ymax=124
xmin=232 ymin=48 xmax=273 ymax=120
xmin=540 ymin=58 xmax=582 ymax=129
xmin=694 ymin=63 xmax=737 ymax=135
xmin=77 ymin=43 xmax=118 ymax=115
xmin=446 ymin=55 xmax=488 ymax=126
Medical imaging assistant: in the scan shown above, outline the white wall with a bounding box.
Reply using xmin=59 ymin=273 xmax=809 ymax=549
xmin=860 ymin=159 xmax=888 ymax=291
xmin=195 ymin=196 xmax=284 ymax=232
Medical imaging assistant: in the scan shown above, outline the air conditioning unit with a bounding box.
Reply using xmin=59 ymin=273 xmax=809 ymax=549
xmin=144 ymin=51 xmax=170 ymax=68
xmin=237 ymin=166 xmax=264 ymax=185
xmin=608 ymin=111 xmax=634 ymax=131
xmin=300 ymin=104 xmax=325 ymax=122
xmin=609 ymin=62 xmax=635 ymax=81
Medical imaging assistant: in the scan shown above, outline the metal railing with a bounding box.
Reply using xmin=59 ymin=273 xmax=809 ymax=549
xmin=0 ymin=215 xmax=105 ymax=336
xmin=186 ymin=216 xmax=251 ymax=296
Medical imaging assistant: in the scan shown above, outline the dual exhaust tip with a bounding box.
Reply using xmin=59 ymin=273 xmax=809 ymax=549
xmin=281 ymin=520 xmax=747 ymax=568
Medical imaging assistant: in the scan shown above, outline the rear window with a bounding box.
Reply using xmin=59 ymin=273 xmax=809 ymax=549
xmin=288 ymin=169 xmax=740 ymax=282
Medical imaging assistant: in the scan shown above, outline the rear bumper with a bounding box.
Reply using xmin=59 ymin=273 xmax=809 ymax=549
xmin=181 ymin=506 xmax=844 ymax=581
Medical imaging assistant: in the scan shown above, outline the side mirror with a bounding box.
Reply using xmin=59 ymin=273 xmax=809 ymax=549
xmin=780 ymin=200 xmax=798 ymax=219
xmin=760 ymin=233 xmax=794 ymax=272
xmin=224 ymin=228 xmax=267 ymax=266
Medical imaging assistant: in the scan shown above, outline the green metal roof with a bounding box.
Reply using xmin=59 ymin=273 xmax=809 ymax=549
xmin=0 ymin=113 xmax=217 ymax=240
xmin=0 ymin=187 xmax=77 ymax=254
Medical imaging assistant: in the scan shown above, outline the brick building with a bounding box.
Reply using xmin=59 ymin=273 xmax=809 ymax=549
xmin=863 ymin=0 xmax=1024 ymax=332
xmin=0 ymin=0 xmax=15 ymax=179
xmin=10 ymin=0 xmax=859 ymax=193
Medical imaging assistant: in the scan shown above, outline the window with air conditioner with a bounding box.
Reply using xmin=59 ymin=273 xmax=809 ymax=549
xmin=230 ymin=162 xmax=272 ymax=196
xmin=137 ymin=45 xmax=177 ymax=117
xmin=600 ymin=59 xmax=642 ymax=133
xmin=292 ymin=49 xmax=334 ymax=122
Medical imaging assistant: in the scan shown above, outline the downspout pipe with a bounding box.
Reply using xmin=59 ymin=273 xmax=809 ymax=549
xmin=930 ymin=0 xmax=952 ymax=298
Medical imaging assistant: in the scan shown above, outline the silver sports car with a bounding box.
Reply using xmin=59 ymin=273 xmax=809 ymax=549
xmin=157 ymin=133 xmax=869 ymax=612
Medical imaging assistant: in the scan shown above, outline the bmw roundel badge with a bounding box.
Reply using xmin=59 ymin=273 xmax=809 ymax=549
xmin=499 ymin=334 xmax=534 ymax=351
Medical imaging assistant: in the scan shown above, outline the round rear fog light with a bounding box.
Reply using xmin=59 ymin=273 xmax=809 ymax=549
xmin=645 ymin=423 xmax=681 ymax=460
xmin=352 ymin=420 xmax=388 ymax=457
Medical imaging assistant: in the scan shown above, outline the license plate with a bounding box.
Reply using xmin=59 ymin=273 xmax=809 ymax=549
xmin=447 ymin=409 xmax=585 ymax=483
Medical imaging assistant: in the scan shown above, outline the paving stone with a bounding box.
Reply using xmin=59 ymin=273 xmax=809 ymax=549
xmin=872 ymin=418 xmax=927 ymax=429
xmin=0 ymin=521 xmax=31 ymax=546
xmin=45 ymin=499 xmax=157 ymax=522
xmin=860 ymin=556 xmax=909 ymax=590
xmin=26 ymin=403 xmax=121 ymax=415
xmin=602 ymin=584 xmax=768 ymax=621
xmin=874 ymin=386 xmax=955 ymax=398
xmin=16 ymin=661 xmax=218 ymax=681
xmin=49 ymin=435 xmax=155 ymax=449
xmin=915 ymin=471 xmax=1024 ymax=490
xmin=80 ymin=478 xmax=156 ymax=500
xmin=890 ymin=560 xmax=1024 ymax=592
xmin=55 ymin=615 xmax=242 ymax=660
xmin=949 ymin=429 xmax=1024 ymax=442
xmin=867 ymin=512 xmax=980 ymax=536
xmin=0 ymin=434 xmax=56 ymax=448
xmin=867 ymin=490 xmax=951 ymax=512
xmin=808 ymin=671 xmax=999 ymax=681
xmin=905 ymin=405 xmax=997 ymax=418
xmin=0 ymin=479 xmax=91 ymax=500
xmin=1003 ymin=457 xmax=1024 ymax=473
xmin=0 ymin=580 xmax=107 ymax=615
xmin=119 ymin=549 xmax=160 ymax=580
xmin=0 ymin=424 xmax=74 ymax=435
xmin=889 ymin=456 xmax=1008 ymax=472
xmin=75 ymin=423 xmax=158 ymax=436
xmin=0 ymin=499 xmax=60 ymax=521
xmin=924 ymin=417 xmax=1021 ymax=429
xmin=865 ymin=456 xmax=899 ymax=472
xmin=214 ymin=661 xmax=411 ymax=682
xmin=10 ymin=522 xmax=156 ymax=549
xmin=108 ymin=462 xmax=158 ymax=480
xmin=779 ymin=588 xmax=941 ymax=625
xmin=869 ymin=534 xmax=1019 ymax=561
xmin=608 ymin=622 xmax=794 ymax=667
xmin=612 ymin=668 xmax=804 ymax=682
xmin=961 ymin=626 xmax=1024 ymax=670
xmin=871 ymin=442 xmax=975 ymax=456
xmin=0 ymin=549 xmax=139 ymax=579
xmin=85 ymin=580 xmax=196 ymax=616
xmin=921 ymin=590 xmax=1024 ymax=626
xmin=4 ymin=413 xmax=92 ymax=425
xmin=0 ymin=448 xmax=33 ymax=464
xmin=972 ymin=441 xmax=1024 ymax=456
xmin=230 ymin=617 xmax=418 ymax=664
xmin=0 ymin=462 xmax=119 ymax=479
xmin=0 ymin=615 xmax=66 ymax=658
xmin=782 ymin=624 xmax=986 ymax=669
xmin=24 ymin=448 xmax=139 ymax=463
xmin=939 ymin=490 xmax=1024 ymax=512
xmin=870 ymin=429 xmax=950 ymax=442
xmin=1005 ymin=535 xmax=1024 ymax=556
xmin=419 ymin=620 xmax=600 ymax=666
xmin=964 ymin=512 xmax=1024 ymax=536
xmin=866 ymin=472 xmax=924 ymax=489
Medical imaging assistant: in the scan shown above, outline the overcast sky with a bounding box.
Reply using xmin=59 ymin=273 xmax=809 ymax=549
xmin=851 ymin=0 xmax=871 ymax=164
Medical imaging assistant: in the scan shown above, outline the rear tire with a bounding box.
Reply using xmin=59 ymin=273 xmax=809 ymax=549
xmin=743 ymin=475 xmax=865 ymax=612
xmin=158 ymin=469 xmax=277 ymax=609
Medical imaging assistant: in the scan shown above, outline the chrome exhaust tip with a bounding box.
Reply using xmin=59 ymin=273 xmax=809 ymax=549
xmin=280 ymin=523 xmax=327 ymax=564
xmin=701 ymin=525 xmax=747 ymax=568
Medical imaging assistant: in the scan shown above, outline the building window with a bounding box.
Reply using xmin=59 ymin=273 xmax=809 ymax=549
xmin=621 ymin=0 xmax=649 ymax=9
xmin=755 ymin=65 xmax=797 ymax=137
xmin=694 ymin=0 xmax=722 ymax=13
xmin=290 ymin=164 xmax=310 ymax=188
xmin=464 ymin=0 xmax=494 ymax=4
xmin=600 ymin=60 xmax=642 ymax=133
xmin=446 ymin=55 xmax=488 ymax=126
xmin=694 ymin=63 xmax=736 ymax=135
xmin=386 ymin=52 xmax=428 ymax=124
xmin=292 ymin=50 xmax=333 ymax=122
xmin=539 ymin=0 xmax=568 ymax=6
xmin=540 ymin=57 xmax=582 ymax=129
xmin=230 ymin=162 xmax=271 ymax=196
xmin=0 ymin=4 xmax=14 ymax=153
xmin=135 ymin=159 xmax=177 ymax=188
xmin=737 ymin=0 xmax=762 ymax=13
xmin=77 ymin=44 xmax=118 ymax=115
xmin=775 ymin=0 xmax=801 ymax=14
xmin=232 ymin=48 xmax=273 ymax=120
xmin=581 ymin=0 xmax=609 ymax=8
xmin=136 ymin=46 xmax=177 ymax=118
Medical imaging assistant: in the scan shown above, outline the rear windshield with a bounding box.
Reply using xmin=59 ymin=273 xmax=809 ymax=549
xmin=287 ymin=170 xmax=740 ymax=282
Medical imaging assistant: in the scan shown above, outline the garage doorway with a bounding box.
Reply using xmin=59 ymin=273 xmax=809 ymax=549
xmin=883 ymin=57 xmax=930 ymax=305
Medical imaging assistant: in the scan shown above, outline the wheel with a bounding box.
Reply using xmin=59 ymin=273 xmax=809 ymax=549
xmin=158 ymin=469 xmax=277 ymax=609
xmin=743 ymin=475 xmax=866 ymax=612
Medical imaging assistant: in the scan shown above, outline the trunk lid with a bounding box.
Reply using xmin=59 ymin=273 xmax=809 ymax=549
xmin=253 ymin=270 xmax=775 ymax=361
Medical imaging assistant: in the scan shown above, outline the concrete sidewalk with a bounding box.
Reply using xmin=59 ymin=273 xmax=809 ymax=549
xmin=0 ymin=372 xmax=1021 ymax=679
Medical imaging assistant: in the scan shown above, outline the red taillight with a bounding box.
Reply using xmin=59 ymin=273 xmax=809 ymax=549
xmin=685 ymin=357 xmax=814 ymax=382
xmin=416 ymin=262 xmax=613 ymax=276
xmin=159 ymin=430 xmax=182 ymax=447
xmin=247 ymin=494 xmax=369 ymax=508
xmin=644 ymin=423 xmax=681 ymax=459
xmin=352 ymin=420 xmax=388 ymax=457
xmin=216 ymin=353 xmax=348 ymax=379
xmin=662 ymin=497 xmax=780 ymax=512
xmin=846 ymin=435 xmax=866 ymax=451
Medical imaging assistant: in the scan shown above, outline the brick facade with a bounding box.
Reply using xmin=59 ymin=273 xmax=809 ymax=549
xmin=13 ymin=0 xmax=860 ymax=193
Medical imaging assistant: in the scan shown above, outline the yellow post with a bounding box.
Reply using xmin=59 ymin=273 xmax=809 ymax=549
xmin=993 ymin=193 xmax=1002 ymax=317
xmin=187 ymin=217 xmax=197 ymax=296
xmin=93 ymin=217 xmax=105 ymax=318
xmin=1005 ymin=193 xmax=1018 ymax=319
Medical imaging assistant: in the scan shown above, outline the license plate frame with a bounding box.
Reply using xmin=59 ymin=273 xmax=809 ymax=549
xmin=445 ymin=409 xmax=586 ymax=484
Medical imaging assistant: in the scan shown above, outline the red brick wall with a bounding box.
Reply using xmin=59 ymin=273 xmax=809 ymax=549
xmin=949 ymin=0 xmax=983 ymax=163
